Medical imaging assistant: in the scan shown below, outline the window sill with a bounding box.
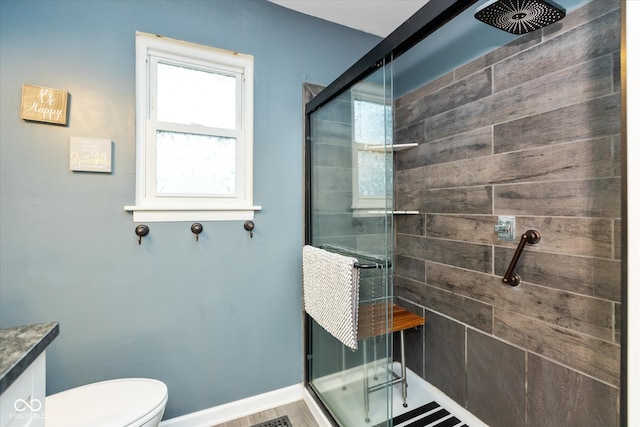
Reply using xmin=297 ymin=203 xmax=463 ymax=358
xmin=124 ymin=205 xmax=262 ymax=222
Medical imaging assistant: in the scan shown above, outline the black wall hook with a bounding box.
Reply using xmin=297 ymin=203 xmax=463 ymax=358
xmin=191 ymin=223 xmax=203 ymax=241
xmin=135 ymin=224 xmax=149 ymax=245
xmin=244 ymin=220 xmax=255 ymax=238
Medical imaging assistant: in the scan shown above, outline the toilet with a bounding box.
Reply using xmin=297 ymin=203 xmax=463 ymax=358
xmin=45 ymin=378 xmax=168 ymax=427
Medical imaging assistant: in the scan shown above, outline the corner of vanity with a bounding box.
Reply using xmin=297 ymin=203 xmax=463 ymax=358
xmin=0 ymin=322 xmax=59 ymax=427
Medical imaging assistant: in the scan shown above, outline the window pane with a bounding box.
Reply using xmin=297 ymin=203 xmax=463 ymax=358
xmin=357 ymin=150 xmax=391 ymax=197
xmin=157 ymin=62 xmax=236 ymax=129
xmin=354 ymin=99 xmax=392 ymax=145
xmin=156 ymin=130 xmax=236 ymax=195
xmin=354 ymin=99 xmax=392 ymax=198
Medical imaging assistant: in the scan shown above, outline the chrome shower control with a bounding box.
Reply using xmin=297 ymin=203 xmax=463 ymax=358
xmin=495 ymin=216 xmax=515 ymax=241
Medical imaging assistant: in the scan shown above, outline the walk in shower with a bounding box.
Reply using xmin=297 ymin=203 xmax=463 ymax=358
xmin=305 ymin=0 xmax=625 ymax=426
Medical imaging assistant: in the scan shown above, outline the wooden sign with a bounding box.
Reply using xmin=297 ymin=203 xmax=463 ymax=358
xmin=70 ymin=137 xmax=112 ymax=173
xmin=20 ymin=84 xmax=69 ymax=125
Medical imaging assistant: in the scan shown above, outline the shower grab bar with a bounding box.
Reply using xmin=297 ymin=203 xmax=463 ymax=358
xmin=502 ymin=230 xmax=541 ymax=287
xmin=318 ymin=244 xmax=391 ymax=269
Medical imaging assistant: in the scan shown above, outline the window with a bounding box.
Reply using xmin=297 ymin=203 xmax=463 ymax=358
xmin=125 ymin=32 xmax=260 ymax=221
xmin=351 ymin=86 xmax=393 ymax=215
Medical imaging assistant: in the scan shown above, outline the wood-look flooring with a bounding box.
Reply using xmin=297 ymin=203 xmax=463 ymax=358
xmin=212 ymin=400 xmax=321 ymax=427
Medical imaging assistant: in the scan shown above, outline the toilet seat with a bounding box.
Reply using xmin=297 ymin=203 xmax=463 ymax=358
xmin=46 ymin=378 xmax=168 ymax=427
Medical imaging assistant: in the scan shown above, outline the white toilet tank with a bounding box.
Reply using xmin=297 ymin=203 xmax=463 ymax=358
xmin=46 ymin=378 xmax=168 ymax=427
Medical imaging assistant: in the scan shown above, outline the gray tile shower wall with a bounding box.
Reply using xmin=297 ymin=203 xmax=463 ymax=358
xmin=393 ymin=0 xmax=621 ymax=425
xmin=309 ymin=93 xmax=388 ymax=251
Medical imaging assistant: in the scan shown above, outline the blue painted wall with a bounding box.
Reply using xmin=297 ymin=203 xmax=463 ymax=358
xmin=0 ymin=0 xmax=379 ymax=419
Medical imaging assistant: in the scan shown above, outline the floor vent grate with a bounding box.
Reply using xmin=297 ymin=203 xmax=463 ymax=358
xmin=250 ymin=415 xmax=292 ymax=427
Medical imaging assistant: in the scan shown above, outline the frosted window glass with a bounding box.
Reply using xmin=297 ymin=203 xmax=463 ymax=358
xmin=354 ymin=99 xmax=392 ymax=197
xmin=354 ymin=99 xmax=391 ymax=145
xmin=358 ymin=151 xmax=392 ymax=197
xmin=156 ymin=131 xmax=236 ymax=194
xmin=157 ymin=63 xmax=236 ymax=129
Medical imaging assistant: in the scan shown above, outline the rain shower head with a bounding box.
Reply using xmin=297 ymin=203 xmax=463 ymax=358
xmin=474 ymin=0 xmax=566 ymax=35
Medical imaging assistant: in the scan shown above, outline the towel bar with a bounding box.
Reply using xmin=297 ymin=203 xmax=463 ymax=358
xmin=354 ymin=262 xmax=381 ymax=269
xmin=318 ymin=244 xmax=391 ymax=269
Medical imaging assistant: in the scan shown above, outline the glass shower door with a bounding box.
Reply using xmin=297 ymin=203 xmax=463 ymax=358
xmin=306 ymin=60 xmax=394 ymax=426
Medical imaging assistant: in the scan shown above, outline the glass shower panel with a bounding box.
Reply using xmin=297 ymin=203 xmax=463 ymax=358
xmin=307 ymin=61 xmax=394 ymax=426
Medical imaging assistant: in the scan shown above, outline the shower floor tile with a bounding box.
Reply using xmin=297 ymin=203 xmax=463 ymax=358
xmin=314 ymin=362 xmax=488 ymax=427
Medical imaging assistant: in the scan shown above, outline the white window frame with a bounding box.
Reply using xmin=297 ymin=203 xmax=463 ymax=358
xmin=125 ymin=32 xmax=260 ymax=222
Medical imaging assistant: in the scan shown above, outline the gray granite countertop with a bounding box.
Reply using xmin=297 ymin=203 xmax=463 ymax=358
xmin=0 ymin=322 xmax=59 ymax=394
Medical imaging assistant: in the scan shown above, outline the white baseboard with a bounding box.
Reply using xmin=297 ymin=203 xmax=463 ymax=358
xmin=159 ymin=383 xmax=333 ymax=427
xmin=302 ymin=387 xmax=334 ymax=427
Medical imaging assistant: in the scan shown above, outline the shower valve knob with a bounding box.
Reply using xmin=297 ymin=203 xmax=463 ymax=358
xmin=495 ymin=216 xmax=516 ymax=241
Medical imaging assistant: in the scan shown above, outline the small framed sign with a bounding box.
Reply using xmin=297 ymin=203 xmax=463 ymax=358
xmin=70 ymin=137 xmax=112 ymax=173
xmin=20 ymin=84 xmax=69 ymax=125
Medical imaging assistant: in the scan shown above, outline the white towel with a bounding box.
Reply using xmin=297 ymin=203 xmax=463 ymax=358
xmin=302 ymin=245 xmax=360 ymax=350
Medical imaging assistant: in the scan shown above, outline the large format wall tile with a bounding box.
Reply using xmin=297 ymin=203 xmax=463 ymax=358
xmin=467 ymin=330 xmax=526 ymax=427
xmin=427 ymin=262 xmax=614 ymax=340
xmin=421 ymin=187 xmax=493 ymax=214
xmin=395 ymin=126 xmax=492 ymax=170
xmin=311 ymin=190 xmax=353 ymax=213
xmin=394 ymin=120 xmax=424 ymax=146
xmin=395 ymin=71 xmax=454 ymax=108
xmin=396 ymin=68 xmax=492 ymax=125
xmin=312 ymin=167 xmax=351 ymax=192
xmin=527 ymin=354 xmax=618 ymax=427
xmin=494 ymin=309 xmax=620 ymax=386
xmin=424 ymin=285 xmax=493 ymax=333
xmin=311 ymin=142 xmax=352 ymax=168
xmin=423 ymin=312 xmax=466 ymax=407
xmin=397 ymin=233 xmax=494 ymax=270
xmin=494 ymin=246 xmax=621 ymax=301
xmin=494 ymin=10 xmax=620 ymax=92
xmin=542 ymin=0 xmax=619 ymax=39
xmin=423 ymin=56 xmax=614 ymax=143
xmin=396 ymin=275 xmax=427 ymax=304
xmin=423 ymin=138 xmax=613 ymax=189
xmin=494 ymin=178 xmax=621 ymax=218
xmin=395 ymin=254 xmax=425 ymax=283
xmin=396 ymin=187 xmax=492 ymax=214
xmin=454 ymin=31 xmax=541 ymax=81
xmin=394 ymin=300 xmax=425 ymax=377
xmin=425 ymin=214 xmax=500 ymax=244
xmin=395 ymin=214 xmax=424 ymax=236
xmin=494 ymin=94 xmax=621 ymax=153
xmin=497 ymin=215 xmax=614 ymax=258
